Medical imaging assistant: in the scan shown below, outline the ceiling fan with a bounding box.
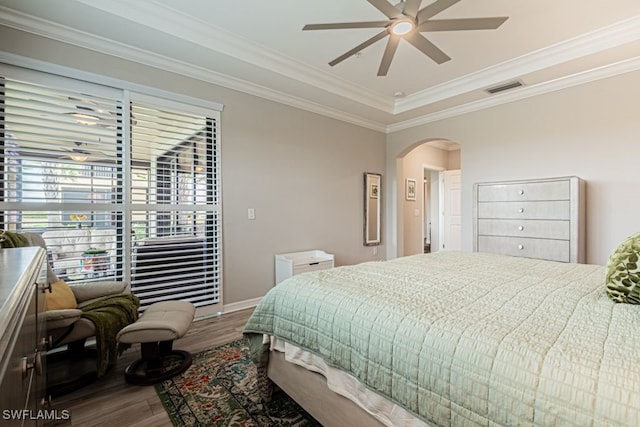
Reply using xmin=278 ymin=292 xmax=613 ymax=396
xmin=61 ymin=141 xmax=107 ymax=162
xmin=303 ymin=0 xmax=508 ymax=76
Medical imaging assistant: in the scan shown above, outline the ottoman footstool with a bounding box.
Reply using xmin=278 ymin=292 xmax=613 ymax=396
xmin=117 ymin=301 xmax=195 ymax=385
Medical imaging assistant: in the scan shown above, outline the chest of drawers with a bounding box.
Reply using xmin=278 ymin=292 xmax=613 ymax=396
xmin=473 ymin=176 xmax=585 ymax=263
xmin=0 ymin=247 xmax=48 ymax=426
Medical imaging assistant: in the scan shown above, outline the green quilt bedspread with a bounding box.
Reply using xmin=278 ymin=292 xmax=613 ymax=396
xmin=244 ymin=251 xmax=640 ymax=426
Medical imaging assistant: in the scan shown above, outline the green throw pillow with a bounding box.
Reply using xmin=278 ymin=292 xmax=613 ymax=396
xmin=605 ymin=232 xmax=640 ymax=304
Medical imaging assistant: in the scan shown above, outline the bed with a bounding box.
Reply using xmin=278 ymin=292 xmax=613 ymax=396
xmin=243 ymin=251 xmax=640 ymax=426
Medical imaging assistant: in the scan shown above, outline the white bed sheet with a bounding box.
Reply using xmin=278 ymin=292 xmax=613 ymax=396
xmin=271 ymin=337 xmax=430 ymax=427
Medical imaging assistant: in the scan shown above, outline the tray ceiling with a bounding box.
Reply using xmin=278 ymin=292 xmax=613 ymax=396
xmin=1 ymin=0 xmax=639 ymax=132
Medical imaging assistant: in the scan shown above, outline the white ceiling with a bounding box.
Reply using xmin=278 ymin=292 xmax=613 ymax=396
xmin=1 ymin=0 xmax=640 ymax=133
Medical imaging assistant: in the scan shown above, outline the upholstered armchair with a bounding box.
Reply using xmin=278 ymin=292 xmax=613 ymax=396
xmin=23 ymin=232 xmax=135 ymax=396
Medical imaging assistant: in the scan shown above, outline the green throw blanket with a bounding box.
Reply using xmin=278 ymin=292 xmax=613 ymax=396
xmin=0 ymin=230 xmax=29 ymax=248
xmin=81 ymin=294 xmax=140 ymax=377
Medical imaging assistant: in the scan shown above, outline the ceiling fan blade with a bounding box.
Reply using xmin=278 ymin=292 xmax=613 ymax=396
xmin=367 ymin=0 xmax=402 ymax=19
xmin=303 ymin=21 xmax=391 ymax=31
xmin=416 ymin=0 xmax=461 ymax=23
xmin=329 ymin=30 xmax=389 ymax=67
xmin=377 ymin=35 xmax=401 ymax=76
xmin=418 ymin=17 xmax=508 ymax=32
xmin=404 ymin=32 xmax=450 ymax=64
xmin=402 ymin=0 xmax=423 ymax=18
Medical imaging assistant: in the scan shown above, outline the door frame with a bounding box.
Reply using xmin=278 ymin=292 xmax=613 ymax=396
xmin=423 ymin=165 xmax=444 ymax=254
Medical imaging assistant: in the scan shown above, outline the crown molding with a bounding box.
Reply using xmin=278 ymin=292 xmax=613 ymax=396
xmin=387 ymin=55 xmax=640 ymax=133
xmin=74 ymin=1 xmax=640 ymax=117
xmin=393 ymin=15 xmax=640 ymax=114
xmin=1 ymin=4 xmax=639 ymax=136
xmin=75 ymin=0 xmax=393 ymax=113
xmin=0 ymin=6 xmax=386 ymax=133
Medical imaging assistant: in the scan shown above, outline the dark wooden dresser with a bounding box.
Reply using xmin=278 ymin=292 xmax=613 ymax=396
xmin=0 ymin=247 xmax=48 ymax=426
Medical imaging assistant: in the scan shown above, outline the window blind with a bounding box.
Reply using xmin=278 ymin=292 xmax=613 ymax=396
xmin=0 ymin=73 xmax=125 ymax=283
xmin=129 ymin=101 xmax=221 ymax=311
xmin=1 ymin=67 xmax=223 ymax=314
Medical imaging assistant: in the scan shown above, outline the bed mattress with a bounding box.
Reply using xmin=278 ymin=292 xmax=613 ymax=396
xmin=245 ymin=251 xmax=640 ymax=426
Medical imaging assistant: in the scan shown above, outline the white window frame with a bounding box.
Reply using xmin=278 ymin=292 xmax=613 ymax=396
xmin=0 ymin=61 xmax=224 ymax=318
xmin=126 ymin=91 xmax=223 ymax=317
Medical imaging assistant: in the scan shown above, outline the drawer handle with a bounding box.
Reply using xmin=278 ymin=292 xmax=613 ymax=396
xmin=518 ymin=190 xmax=524 ymax=195
xmin=22 ymin=354 xmax=36 ymax=379
xmin=518 ymin=244 xmax=524 ymax=250
xmin=309 ymin=262 xmax=319 ymax=265
xmin=21 ymin=352 xmax=43 ymax=379
xmin=518 ymin=208 xmax=524 ymax=213
xmin=518 ymin=226 xmax=524 ymax=231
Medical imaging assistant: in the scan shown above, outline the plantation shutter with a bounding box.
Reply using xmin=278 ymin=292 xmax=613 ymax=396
xmin=1 ymin=65 xmax=223 ymax=316
xmin=128 ymin=95 xmax=221 ymax=312
xmin=0 ymin=67 xmax=125 ymax=283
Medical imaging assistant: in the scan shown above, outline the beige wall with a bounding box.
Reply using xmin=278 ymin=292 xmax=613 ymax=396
xmin=387 ymin=70 xmax=640 ymax=265
xmin=448 ymin=150 xmax=461 ymax=170
xmin=222 ymin=97 xmax=385 ymax=303
xmin=0 ymin=28 xmax=386 ymax=305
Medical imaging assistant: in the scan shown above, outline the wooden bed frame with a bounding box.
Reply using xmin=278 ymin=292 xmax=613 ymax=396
xmin=267 ymin=350 xmax=385 ymax=427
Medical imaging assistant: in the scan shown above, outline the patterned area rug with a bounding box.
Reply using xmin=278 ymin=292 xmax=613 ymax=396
xmin=155 ymin=338 xmax=320 ymax=426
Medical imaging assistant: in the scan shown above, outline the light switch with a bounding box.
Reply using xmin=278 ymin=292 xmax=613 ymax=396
xmin=414 ymin=209 xmax=420 ymax=217
xmin=247 ymin=208 xmax=255 ymax=220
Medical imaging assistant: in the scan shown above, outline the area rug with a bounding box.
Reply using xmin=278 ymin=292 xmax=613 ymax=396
xmin=155 ymin=338 xmax=321 ymax=426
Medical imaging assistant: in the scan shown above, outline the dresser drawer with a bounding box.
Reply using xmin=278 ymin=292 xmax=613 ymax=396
xmin=477 ymin=180 xmax=570 ymax=202
xmin=477 ymin=201 xmax=570 ymax=220
xmin=478 ymin=236 xmax=570 ymax=262
xmin=477 ymin=219 xmax=570 ymax=240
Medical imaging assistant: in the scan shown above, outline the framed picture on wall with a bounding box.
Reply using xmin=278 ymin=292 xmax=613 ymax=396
xmin=406 ymin=178 xmax=416 ymax=201
xmin=370 ymin=182 xmax=379 ymax=199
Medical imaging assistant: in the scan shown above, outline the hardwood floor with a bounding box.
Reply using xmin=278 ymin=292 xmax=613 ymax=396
xmin=45 ymin=308 xmax=254 ymax=427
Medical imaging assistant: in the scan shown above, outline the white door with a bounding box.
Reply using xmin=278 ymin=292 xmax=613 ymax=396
xmin=442 ymin=170 xmax=462 ymax=251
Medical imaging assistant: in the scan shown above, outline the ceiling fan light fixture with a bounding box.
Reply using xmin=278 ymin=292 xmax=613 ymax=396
xmin=390 ymin=20 xmax=414 ymax=36
xmin=70 ymin=154 xmax=88 ymax=162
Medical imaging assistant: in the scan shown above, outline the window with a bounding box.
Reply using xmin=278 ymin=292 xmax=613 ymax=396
xmin=128 ymin=97 xmax=221 ymax=311
xmin=0 ymin=65 xmax=222 ymax=315
xmin=0 ymin=69 xmax=125 ymax=283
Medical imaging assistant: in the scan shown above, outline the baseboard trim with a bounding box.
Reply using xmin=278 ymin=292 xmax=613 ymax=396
xmin=223 ymin=297 xmax=262 ymax=314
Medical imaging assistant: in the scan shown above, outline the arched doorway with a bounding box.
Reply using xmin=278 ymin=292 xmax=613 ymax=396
xmin=391 ymin=139 xmax=461 ymax=258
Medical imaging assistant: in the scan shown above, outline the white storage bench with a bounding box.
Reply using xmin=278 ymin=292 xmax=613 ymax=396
xmin=275 ymin=250 xmax=334 ymax=284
